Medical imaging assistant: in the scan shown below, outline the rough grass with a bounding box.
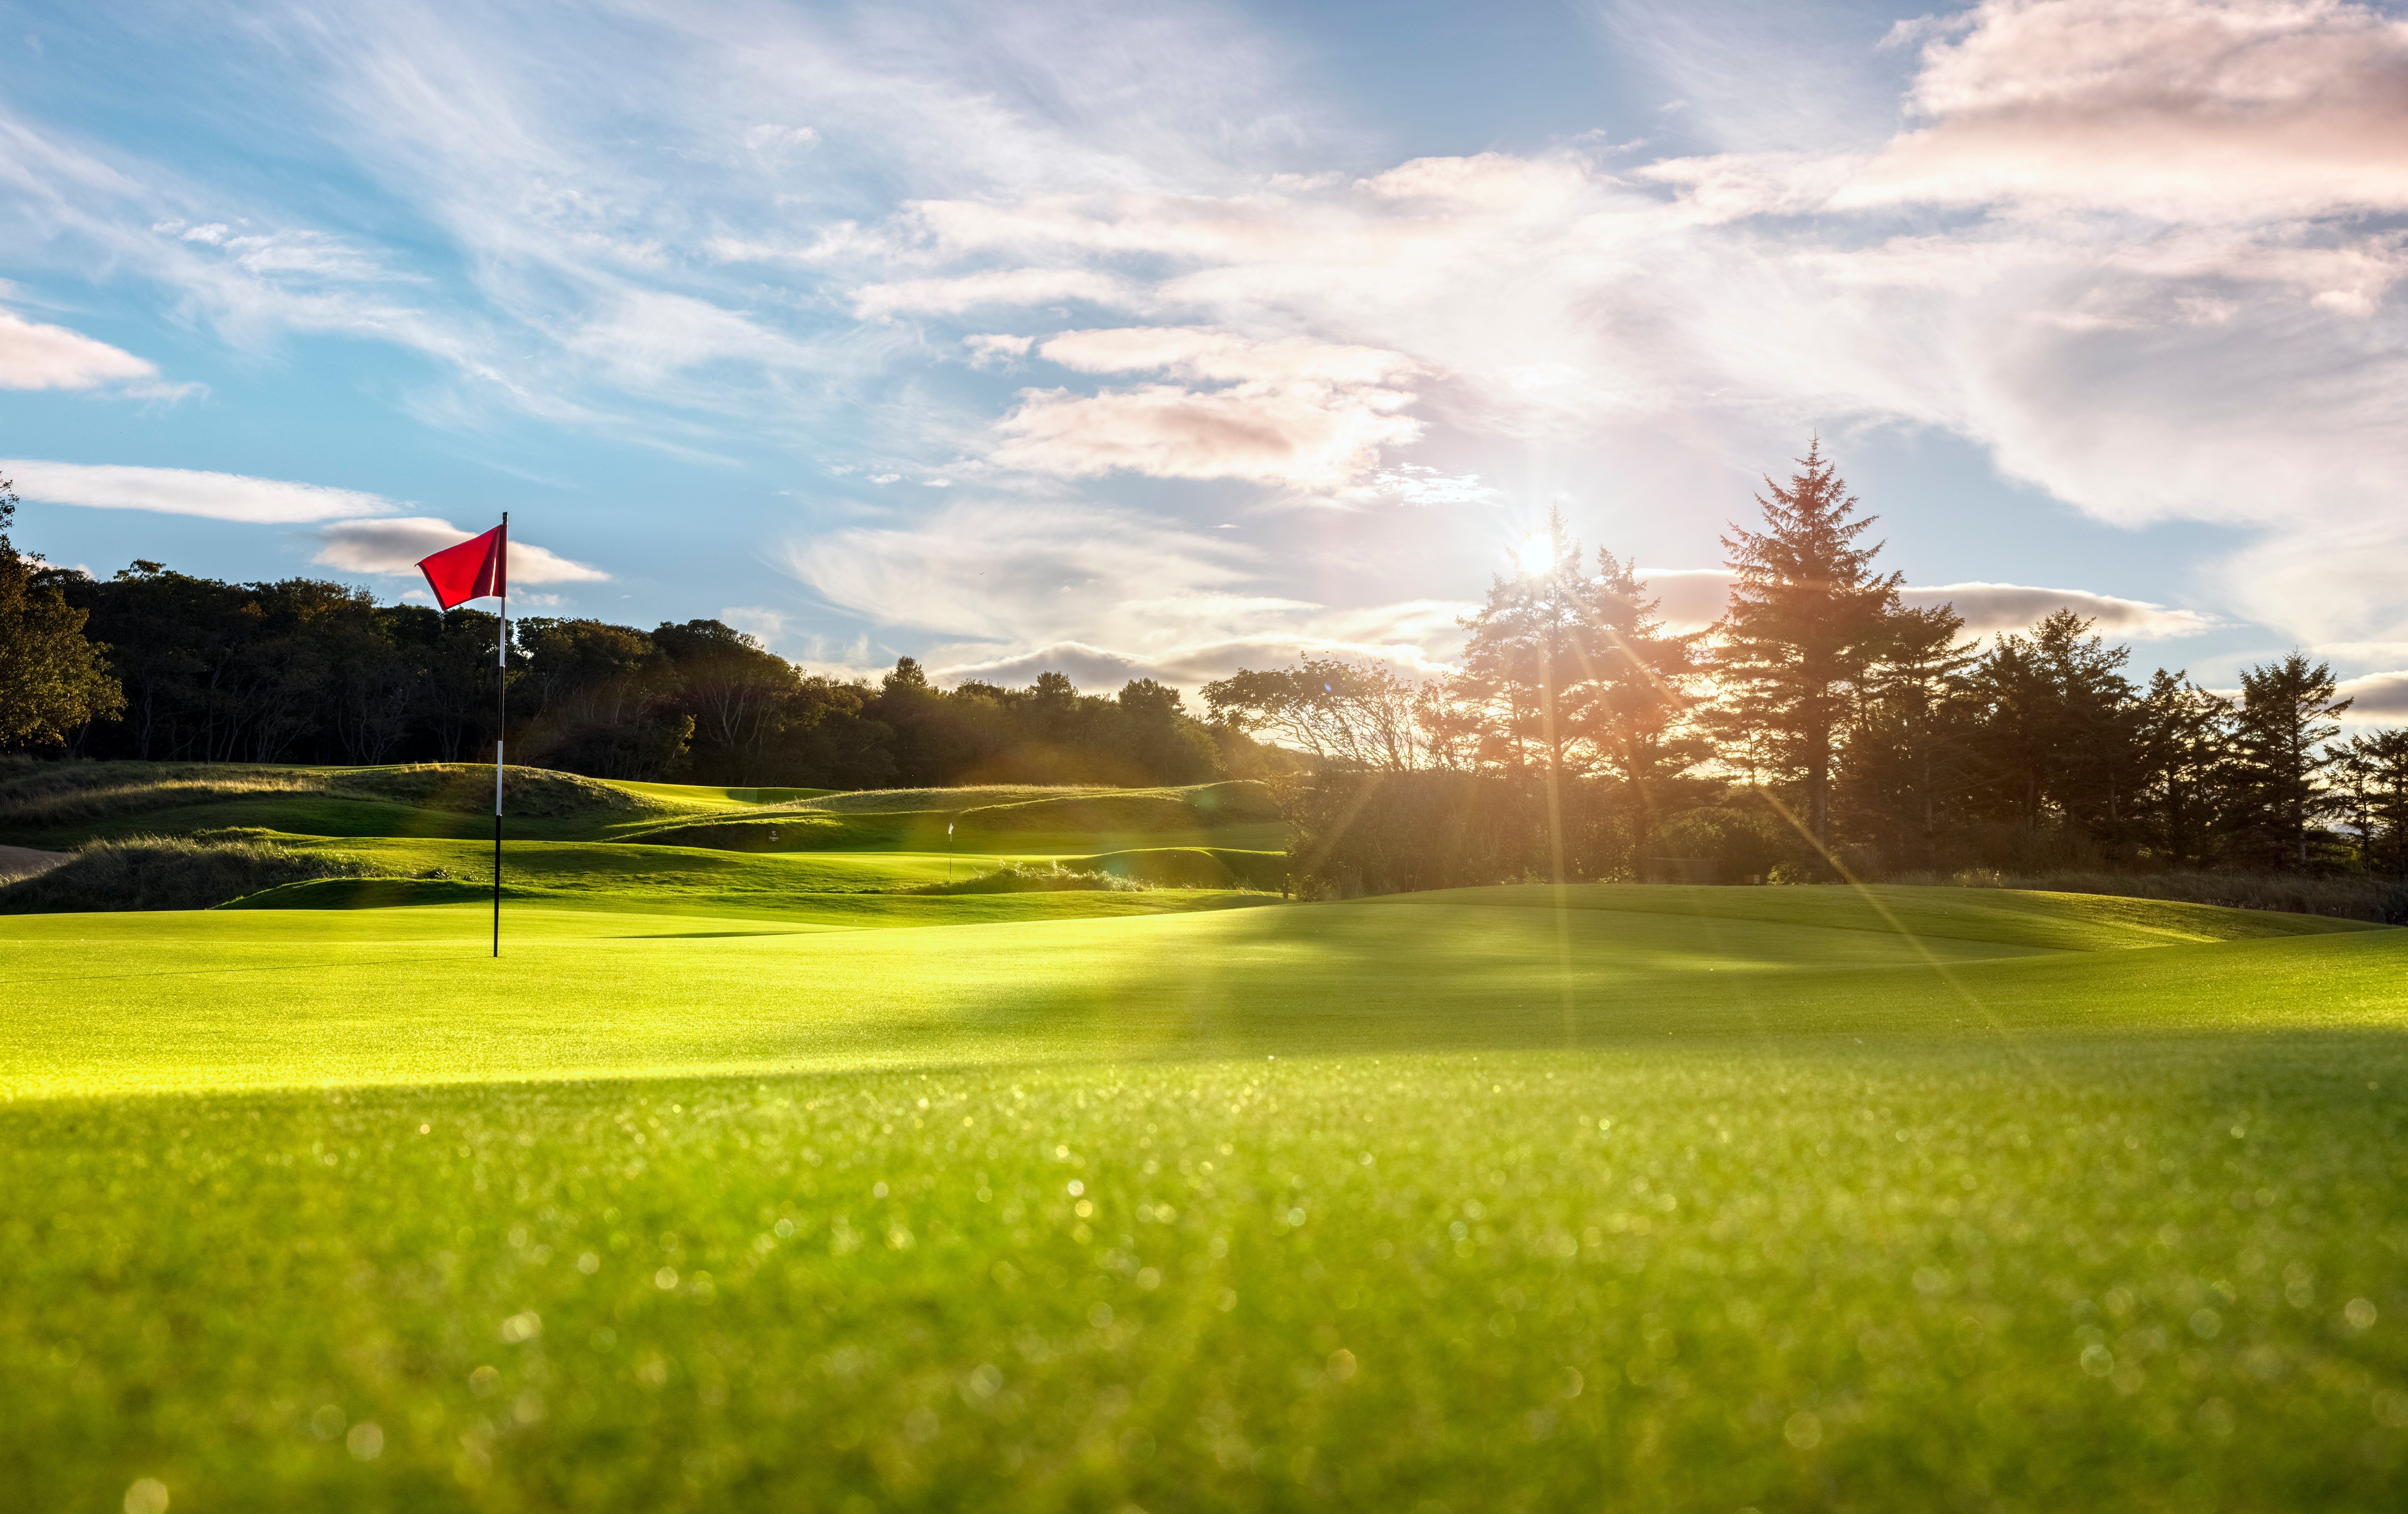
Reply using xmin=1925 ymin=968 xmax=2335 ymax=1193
xmin=1068 ymin=847 xmax=1286 ymax=891
xmin=911 ymin=862 xmax=1151 ymax=895
xmin=960 ymin=792 xmax=1240 ymax=835
xmin=0 ymin=761 xmax=670 ymax=831
xmin=1900 ymin=868 xmax=2408 ymax=924
xmin=0 ymin=834 xmax=404 ymax=914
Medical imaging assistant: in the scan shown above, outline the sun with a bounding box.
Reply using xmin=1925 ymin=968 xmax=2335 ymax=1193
xmin=1515 ymin=535 xmax=1557 ymax=576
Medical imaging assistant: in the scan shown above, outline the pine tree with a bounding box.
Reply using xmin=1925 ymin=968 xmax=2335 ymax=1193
xmin=1840 ymin=602 xmax=1977 ymax=871
xmin=2333 ymin=728 xmax=2408 ymax=874
xmin=1967 ymin=611 xmax=2138 ymax=860
xmin=0 ymin=473 xmax=126 ymax=749
xmin=2133 ymin=669 xmax=2234 ymax=868
xmin=1451 ymin=509 xmax=1710 ymax=880
xmin=1571 ymin=548 xmax=1710 ymax=869
xmin=2231 ymin=652 xmax=2351 ymax=870
xmin=1712 ymin=440 xmax=1902 ymax=852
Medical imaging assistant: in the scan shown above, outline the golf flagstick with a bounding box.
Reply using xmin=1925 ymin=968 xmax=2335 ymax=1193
xmin=412 ymin=515 xmax=512 ymax=958
xmin=494 ymin=513 xmax=507 ymax=959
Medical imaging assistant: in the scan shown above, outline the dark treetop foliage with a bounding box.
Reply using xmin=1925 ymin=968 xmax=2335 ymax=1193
xmin=0 ymin=473 xmax=124 ymax=749
xmin=13 ymin=551 xmax=1276 ymax=790
xmin=1203 ymin=444 xmax=2401 ymax=898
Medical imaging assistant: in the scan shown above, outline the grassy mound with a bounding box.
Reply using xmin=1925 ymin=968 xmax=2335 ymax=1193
xmin=1900 ymin=867 xmax=2408 ymax=924
xmin=0 ymin=834 xmax=404 ymax=913
xmin=0 ymin=760 xmax=667 ymax=834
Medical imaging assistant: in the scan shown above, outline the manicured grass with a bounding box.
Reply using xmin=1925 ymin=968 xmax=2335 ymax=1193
xmin=8 ymin=885 xmax=2392 ymax=1101
xmin=6 ymin=1035 xmax=2404 ymax=1511
xmin=6 ymin=761 xmax=2407 ymax=1511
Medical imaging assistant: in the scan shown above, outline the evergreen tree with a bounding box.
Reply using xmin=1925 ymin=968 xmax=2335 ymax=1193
xmin=2333 ymin=728 xmax=2408 ymax=874
xmin=1570 ymin=548 xmax=1711 ymax=869
xmin=1966 ymin=611 xmax=2138 ymax=861
xmin=0 ymin=473 xmax=124 ymax=748
xmin=2231 ymin=652 xmax=2351 ymax=870
xmin=2132 ymin=670 xmax=2232 ymax=868
xmin=1712 ymin=440 xmax=1902 ymax=851
xmin=1839 ymin=602 xmax=1977 ymax=871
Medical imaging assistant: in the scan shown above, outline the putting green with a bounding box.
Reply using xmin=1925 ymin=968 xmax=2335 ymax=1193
xmin=3 ymin=885 xmax=2393 ymax=1101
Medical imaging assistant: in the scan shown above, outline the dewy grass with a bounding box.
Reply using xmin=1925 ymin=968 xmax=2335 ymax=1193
xmin=5 ymin=762 xmax=2407 ymax=1510
xmin=3 ymin=1042 xmax=2402 ymax=1512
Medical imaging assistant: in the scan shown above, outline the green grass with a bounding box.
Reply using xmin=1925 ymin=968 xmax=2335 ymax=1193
xmin=8 ymin=1039 xmax=2403 ymax=1512
xmin=6 ymin=762 xmax=2408 ymax=1510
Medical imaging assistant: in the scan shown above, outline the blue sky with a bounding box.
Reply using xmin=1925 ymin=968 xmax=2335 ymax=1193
xmin=4 ymin=0 xmax=2405 ymax=716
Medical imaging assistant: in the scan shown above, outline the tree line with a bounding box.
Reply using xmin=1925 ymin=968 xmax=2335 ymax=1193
xmin=1202 ymin=443 xmax=2405 ymax=891
xmin=0 ymin=475 xmax=1278 ymax=789
xmin=8 ymin=452 xmax=2402 ymax=891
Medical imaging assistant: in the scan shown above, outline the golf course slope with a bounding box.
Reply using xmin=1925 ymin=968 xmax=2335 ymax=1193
xmin=2 ymin=767 xmax=2405 ymax=1512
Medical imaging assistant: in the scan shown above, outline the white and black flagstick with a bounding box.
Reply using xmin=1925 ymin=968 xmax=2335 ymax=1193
xmin=493 ymin=512 xmax=508 ymax=959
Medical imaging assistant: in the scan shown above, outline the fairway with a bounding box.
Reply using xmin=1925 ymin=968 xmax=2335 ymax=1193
xmin=4 ymin=774 xmax=2407 ymax=1512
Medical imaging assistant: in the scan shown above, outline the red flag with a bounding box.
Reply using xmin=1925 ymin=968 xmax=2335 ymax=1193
xmin=416 ymin=523 xmax=507 ymax=609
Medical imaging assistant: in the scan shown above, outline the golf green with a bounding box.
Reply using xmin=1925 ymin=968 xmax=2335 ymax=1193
xmin=3 ymin=806 xmax=2405 ymax=1510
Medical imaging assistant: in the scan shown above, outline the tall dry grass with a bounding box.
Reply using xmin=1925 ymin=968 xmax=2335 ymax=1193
xmin=0 ymin=835 xmax=403 ymax=913
xmin=908 ymin=862 xmax=1148 ymax=896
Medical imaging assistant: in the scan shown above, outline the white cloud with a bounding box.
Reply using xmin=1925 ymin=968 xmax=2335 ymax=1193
xmin=1637 ymin=568 xmax=2208 ymax=637
xmin=781 ymin=497 xmax=1466 ymax=691
xmin=10 ymin=0 xmax=2408 ymax=675
xmin=1337 ymin=465 xmax=1499 ymax=508
xmin=1844 ymin=0 xmax=2408 ymax=222
xmin=988 ymin=327 xmax=1429 ymax=488
xmin=993 ymin=382 xmax=1421 ymax=487
xmin=934 ymin=634 xmax=1454 ymax=692
xmin=782 ymin=497 xmax=1252 ymax=644
xmin=962 ymin=332 xmax=1032 ymax=367
xmin=4 ymin=459 xmax=393 ymax=523
xmin=2336 ymin=669 xmax=2408 ymax=721
xmin=0 ymin=309 xmax=164 ymax=391
xmin=1903 ymin=582 xmax=2214 ymax=638
xmin=310 ymin=517 xmax=609 ymax=584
